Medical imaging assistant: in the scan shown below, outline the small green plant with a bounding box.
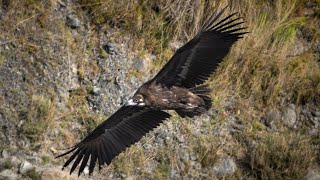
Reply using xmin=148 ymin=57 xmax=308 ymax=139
xmin=271 ymin=17 xmax=307 ymax=47
xmin=23 ymin=168 xmax=41 ymax=180
xmin=251 ymin=120 xmax=266 ymax=132
xmin=41 ymin=155 xmax=50 ymax=165
xmin=315 ymin=0 xmax=320 ymax=7
xmin=3 ymin=159 xmax=13 ymax=169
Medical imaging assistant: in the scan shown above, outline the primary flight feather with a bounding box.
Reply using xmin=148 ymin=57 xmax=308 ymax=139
xmin=56 ymin=6 xmax=247 ymax=176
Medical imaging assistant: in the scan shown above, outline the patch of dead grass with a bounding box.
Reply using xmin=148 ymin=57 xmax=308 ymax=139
xmin=20 ymin=95 xmax=56 ymax=142
xmin=249 ymin=132 xmax=315 ymax=179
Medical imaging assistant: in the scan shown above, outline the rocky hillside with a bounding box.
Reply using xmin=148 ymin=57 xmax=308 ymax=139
xmin=0 ymin=0 xmax=319 ymax=179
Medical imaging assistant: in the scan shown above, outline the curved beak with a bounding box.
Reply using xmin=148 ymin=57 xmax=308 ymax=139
xmin=126 ymin=99 xmax=137 ymax=106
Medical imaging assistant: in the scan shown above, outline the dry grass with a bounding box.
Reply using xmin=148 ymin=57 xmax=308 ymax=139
xmin=230 ymin=117 xmax=320 ymax=179
xmin=60 ymin=86 xmax=106 ymax=144
xmin=78 ymin=0 xmax=320 ymax=108
xmin=249 ymin=132 xmax=316 ymax=179
xmin=0 ymin=0 xmax=319 ymax=178
xmin=20 ymin=95 xmax=56 ymax=142
xmin=0 ymin=0 xmax=102 ymax=143
xmin=211 ymin=0 xmax=320 ymax=110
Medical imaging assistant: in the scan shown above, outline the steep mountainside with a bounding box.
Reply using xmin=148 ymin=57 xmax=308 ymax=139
xmin=0 ymin=0 xmax=319 ymax=179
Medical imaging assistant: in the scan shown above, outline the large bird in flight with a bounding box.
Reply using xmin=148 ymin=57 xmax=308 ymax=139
xmin=56 ymin=6 xmax=247 ymax=176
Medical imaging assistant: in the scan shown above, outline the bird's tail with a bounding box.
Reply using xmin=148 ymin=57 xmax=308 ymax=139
xmin=189 ymin=84 xmax=212 ymax=108
xmin=176 ymin=85 xmax=212 ymax=118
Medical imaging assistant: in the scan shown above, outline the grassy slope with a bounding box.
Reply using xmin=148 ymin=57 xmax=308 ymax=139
xmin=76 ymin=0 xmax=320 ymax=179
xmin=0 ymin=0 xmax=319 ymax=179
xmin=80 ymin=0 xmax=320 ymax=179
xmin=80 ymin=0 xmax=320 ymax=105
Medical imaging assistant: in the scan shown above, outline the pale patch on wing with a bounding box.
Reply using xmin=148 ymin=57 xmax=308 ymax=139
xmin=187 ymin=103 xmax=197 ymax=109
xmin=163 ymin=99 xmax=169 ymax=103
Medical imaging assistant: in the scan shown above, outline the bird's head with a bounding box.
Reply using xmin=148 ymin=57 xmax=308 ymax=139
xmin=126 ymin=94 xmax=146 ymax=106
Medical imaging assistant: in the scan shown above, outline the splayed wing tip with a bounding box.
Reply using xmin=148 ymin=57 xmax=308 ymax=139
xmin=55 ymin=147 xmax=77 ymax=159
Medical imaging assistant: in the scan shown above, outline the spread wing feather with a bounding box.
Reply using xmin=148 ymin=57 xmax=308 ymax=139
xmin=56 ymin=106 xmax=171 ymax=176
xmin=151 ymin=6 xmax=247 ymax=88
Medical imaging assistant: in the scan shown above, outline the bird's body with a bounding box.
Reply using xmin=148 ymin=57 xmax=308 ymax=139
xmin=56 ymin=6 xmax=248 ymax=176
xmin=131 ymin=81 xmax=211 ymax=116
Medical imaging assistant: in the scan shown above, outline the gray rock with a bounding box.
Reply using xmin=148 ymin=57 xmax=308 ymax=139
xmin=176 ymin=135 xmax=185 ymax=143
xmin=66 ymin=14 xmax=80 ymax=29
xmin=70 ymin=63 xmax=80 ymax=89
xmin=303 ymin=27 xmax=315 ymax=42
xmin=41 ymin=168 xmax=85 ymax=180
xmin=170 ymin=169 xmax=179 ymax=180
xmin=133 ymin=57 xmax=145 ymax=72
xmin=224 ymin=97 xmax=237 ymax=111
xmin=26 ymin=156 xmax=42 ymax=165
xmin=265 ymin=109 xmax=281 ymax=129
xmin=16 ymin=139 xmax=29 ymax=148
xmin=83 ymin=166 xmax=89 ymax=175
xmin=309 ymin=128 xmax=319 ymax=136
xmin=305 ymin=169 xmax=320 ymax=180
xmin=178 ymin=149 xmax=189 ymax=161
xmin=304 ymin=9 xmax=315 ymax=16
xmin=302 ymin=109 xmax=320 ymax=128
xmin=103 ymin=43 xmax=117 ymax=55
xmin=92 ymin=86 xmax=101 ymax=96
xmin=17 ymin=120 xmax=24 ymax=129
xmin=6 ymin=156 xmax=21 ymax=168
xmin=315 ymin=42 xmax=320 ymax=54
xmin=56 ymin=88 xmax=70 ymax=102
xmin=281 ymin=105 xmax=297 ymax=127
xmin=288 ymin=39 xmax=310 ymax=57
xmin=312 ymin=111 xmax=320 ymax=117
xmin=50 ymin=147 xmax=57 ymax=154
xmin=149 ymin=54 xmax=157 ymax=61
xmin=0 ymin=169 xmax=17 ymax=180
xmin=229 ymin=116 xmax=245 ymax=132
xmin=190 ymin=154 xmax=197 ymax=161
xmin=311 ymin=117 xmax=320 ymax=128
xmin=213 ymin=157 xmax=237 ymax=178
xmin=143 ymin=143 xmax=152 ymax=150
xmin=306 ymin=1 xmax=316 ymax=7
xmin=170 ymin=41 xmax=184 ymax=51
xmin=19 ymin=161 xmax=33 ymax=174
xmin=47 ymin=128 xmax=59 ymax=137
xmin=1 ymin=149 xmax=9 ymax=158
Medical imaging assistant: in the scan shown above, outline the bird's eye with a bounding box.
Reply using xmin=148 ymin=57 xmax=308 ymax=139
xmin=133 ymin=99 xmax=138 ymax=103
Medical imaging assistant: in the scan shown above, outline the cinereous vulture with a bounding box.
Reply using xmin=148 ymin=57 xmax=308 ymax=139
xmin=56 ymin=6 xmax=247 ymax=176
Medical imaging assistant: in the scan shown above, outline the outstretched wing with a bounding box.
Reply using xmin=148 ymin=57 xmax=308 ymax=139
xmin=56 ymin=106 xmax=171 ymax=176
xmin=151 ymin=6 xmax=247 ymax=88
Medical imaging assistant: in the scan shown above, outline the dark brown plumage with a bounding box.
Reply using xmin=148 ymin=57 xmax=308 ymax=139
xmin=56 ymin=6 xmax=247 ymax=176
